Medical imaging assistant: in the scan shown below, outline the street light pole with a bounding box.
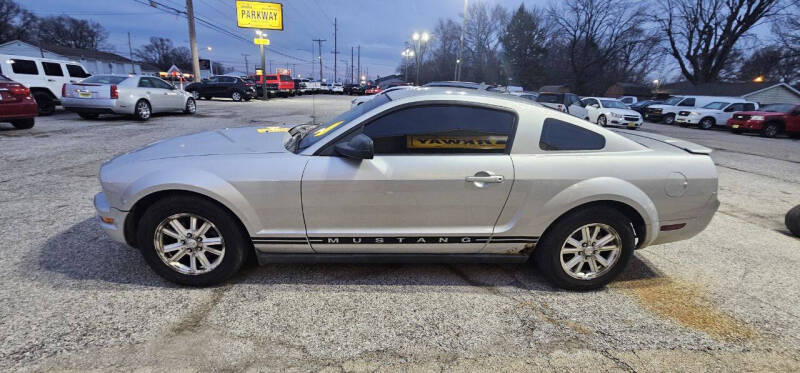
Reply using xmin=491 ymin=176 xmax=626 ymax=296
xmin=412 ymin=32 xmax=429 ymax=86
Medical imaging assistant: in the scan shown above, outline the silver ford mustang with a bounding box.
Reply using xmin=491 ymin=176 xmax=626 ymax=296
xmin=94 ymin=88 xmax=719 ymax=289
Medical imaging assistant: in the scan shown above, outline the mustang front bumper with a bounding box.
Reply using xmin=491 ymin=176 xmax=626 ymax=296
xmin=94 ymin=192 xmax=129 ymax=244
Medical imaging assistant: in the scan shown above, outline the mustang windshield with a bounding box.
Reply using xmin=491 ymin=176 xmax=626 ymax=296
xmin=296 ymin=93 xmax=391 ymax=151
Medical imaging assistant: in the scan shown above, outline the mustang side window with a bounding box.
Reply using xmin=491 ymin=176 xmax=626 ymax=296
xmin=362 ymin=104 xmax=516 ymax=154
xmin=540 ymin=118 xmax=606 ymax=151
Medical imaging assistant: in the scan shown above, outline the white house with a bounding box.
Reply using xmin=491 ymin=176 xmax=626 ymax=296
xmin=658 ymin=81 xmax=800 ymax=105
xmin=0 ymin=40 xmax=142 ymax=75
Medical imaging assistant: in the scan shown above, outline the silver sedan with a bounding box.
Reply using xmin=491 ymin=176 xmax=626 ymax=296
xmin=62 ymin=75 xmax=196 ymax=121
xmin=94 ymin=88 xmax=719 ymax=289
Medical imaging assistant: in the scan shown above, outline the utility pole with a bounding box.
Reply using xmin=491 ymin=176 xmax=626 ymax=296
xmin=127 ymin=32 xmax=135 ymax=74
xmin=333 ymin=18 xmax=338 ymax=83
xmin=456 ymin=0 xmax=468 ymax=81
xmin=242 ymin=54 xmax=249 ymax=74
xmin=350 ymin=46 xmax=354 ymax=84
xmin=185 ymin=0 xmax=201 ymax=82
xmin=313 ymin=39 xmax=326 ymax=82
xmin=357 ymin=45 xmax=361 ymax=83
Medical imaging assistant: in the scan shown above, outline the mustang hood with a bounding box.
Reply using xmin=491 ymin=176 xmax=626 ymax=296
xmin=111 ymin=126 xmax=291 ymax=163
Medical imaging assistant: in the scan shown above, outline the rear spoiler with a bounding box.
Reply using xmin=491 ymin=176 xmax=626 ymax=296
xmin=612 ymin=130 xmax=712 ymax=155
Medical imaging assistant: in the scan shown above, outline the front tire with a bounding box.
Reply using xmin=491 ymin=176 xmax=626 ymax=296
xmin=534 ymin=208 xmax=635 ymax=290
xmin=663 ymin=114 xmax=675 ymax=125
xmin=231 ymin=91 xmax=243 ymax=102
xmin=761 ymin=122 xmax=780 ymax=138
xmin=699 ymin=117 xmax=715 ymax=130
xmin=10 ymin=118 xmax=34 ymax=129
xmin=597 ymin=115 xmax=607 ymax=127
xmin=136 ymin=196 xmax=248 ymax=286
xmin=183 ymin=97 xmax=196 ymax=114
xmin=134 ymin=99 xmax=151 ymax=121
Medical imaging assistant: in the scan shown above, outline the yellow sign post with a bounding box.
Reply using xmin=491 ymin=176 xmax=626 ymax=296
xmin=236 ymin=1 xmax=283 ymax=30
xmin=253 ymin=38 xmax=270 ymax=45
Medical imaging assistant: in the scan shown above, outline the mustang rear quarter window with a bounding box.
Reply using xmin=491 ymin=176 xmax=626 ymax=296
xmin=539 ymin=118 xmax=606 ymax=151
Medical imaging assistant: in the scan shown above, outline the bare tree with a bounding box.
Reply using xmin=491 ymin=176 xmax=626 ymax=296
xmin=135 ymin=37 xmax=192 ymax=71
xmin=549 ymin=0 xmax=651 ymax=95
xmin=772 ymin=2 xmax=800 ymax=59
xmin=0 ymin=0 xmax=35 ymax=44
xmin=463 ymin=2 xmax=509 ymax=84
xmin=658 ymin=0 xmax=781 ymax=84
xmin=35 ymin=16 xmax=109 ymax=50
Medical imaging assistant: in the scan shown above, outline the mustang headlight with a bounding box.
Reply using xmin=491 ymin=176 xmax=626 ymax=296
xmin=750 ymin=115 xmax=764 ymax=121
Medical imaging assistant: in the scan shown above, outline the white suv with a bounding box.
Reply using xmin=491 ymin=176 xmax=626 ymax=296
xmin=0 ymin=54 xmax=91 ymax=115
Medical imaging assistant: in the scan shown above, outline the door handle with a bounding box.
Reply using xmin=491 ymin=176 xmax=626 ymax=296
xmin=466 ymin=171 xmax=504 ymax=188
xmin=465 ymin=175 xmax=504 ymax=183
xmin=47 ymin=79 xmax=56 ymax=82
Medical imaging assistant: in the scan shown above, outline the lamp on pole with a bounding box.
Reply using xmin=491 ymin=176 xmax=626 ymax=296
xmin=412 ymin=32 xmax=429 ymax=85
xmin=401 ymin=48 xmax=414 ymax=83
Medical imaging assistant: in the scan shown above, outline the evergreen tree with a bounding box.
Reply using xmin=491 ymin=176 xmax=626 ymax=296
xmin=500 ymin=5 xmax=547 ymax=90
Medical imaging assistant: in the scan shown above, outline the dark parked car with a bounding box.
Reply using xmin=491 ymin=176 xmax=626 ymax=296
xmin=629 ymin=100 xmax=663 ymax=115
xmin=185 ymin=76 xmax=255 ymax=102
xmin=0 ymin=74 xmax=38 ymax=129
xmin=344 ymin=84 xmax=364 ymax=95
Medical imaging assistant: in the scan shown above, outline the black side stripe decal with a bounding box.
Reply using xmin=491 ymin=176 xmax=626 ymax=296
xmin=251 ymin=236 xmax=539 ymax=245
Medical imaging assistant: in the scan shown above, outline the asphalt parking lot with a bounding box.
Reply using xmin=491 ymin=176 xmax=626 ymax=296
xmin=1 ymin=95 xmax=799 ymax=372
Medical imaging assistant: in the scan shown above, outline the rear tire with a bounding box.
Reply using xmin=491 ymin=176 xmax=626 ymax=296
xmin=231 ymin=91 xmax=243 ymax=102
xmin=10 ymin=118 xmax=34 ymax=129
xmin=136 ymin=196 xmax=248 ymax=286
xmin=786 ymin=205 xmax=800 ymax=237
xmin=134 ymin=99 xmax=151 ymax=121
xmin=33 ymin=92 xmax=55 ymax=116
xmin=534 ymin=208 xmax=635 ymax=290
xmin=78 ymin=113 xmax=99 ymax=120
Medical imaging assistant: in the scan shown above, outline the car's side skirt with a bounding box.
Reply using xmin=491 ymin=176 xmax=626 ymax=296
xmin=255 ymin=252 xmax=531 ymax=265
xmin=251 ymin=236 xmax=539 ymax=245
xmin=251 ymin=235 xmax=539 ymax=255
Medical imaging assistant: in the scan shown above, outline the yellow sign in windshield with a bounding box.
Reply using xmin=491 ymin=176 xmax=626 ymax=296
xmin=407 ymin=135 xmax=507 ymax=150
xmin=313 ymin=121 xmax=344 ymax=137
xmin=257 ymin=126 xmax=290 ymax=133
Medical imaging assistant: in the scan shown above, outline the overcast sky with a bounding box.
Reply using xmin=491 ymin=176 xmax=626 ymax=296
xmin=26 ymin=0 xmax=554 ymax=80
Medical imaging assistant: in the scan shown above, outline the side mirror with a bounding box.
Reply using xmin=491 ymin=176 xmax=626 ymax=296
xmin=334 ymin=134 xmax=374 ymax=160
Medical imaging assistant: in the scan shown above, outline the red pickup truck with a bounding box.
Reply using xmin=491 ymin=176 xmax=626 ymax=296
xmin=252 ymin=74 xmax=295 ymax=98
xmin=726 ymin=103 xmax=800 ymax=138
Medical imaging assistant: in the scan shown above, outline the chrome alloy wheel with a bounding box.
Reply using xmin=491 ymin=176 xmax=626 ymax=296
xmin=186 ymin=98 xmax=196 ymax=113
xmin=154 ymin=213 xmax=225 ymax=275
xmin=559 ymin=223 xmax=621 ymax=280
xmin=137 ymin=101 xmax=151 ymax=120
xmin=231 ymin=91 xmax=242 ymax=101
